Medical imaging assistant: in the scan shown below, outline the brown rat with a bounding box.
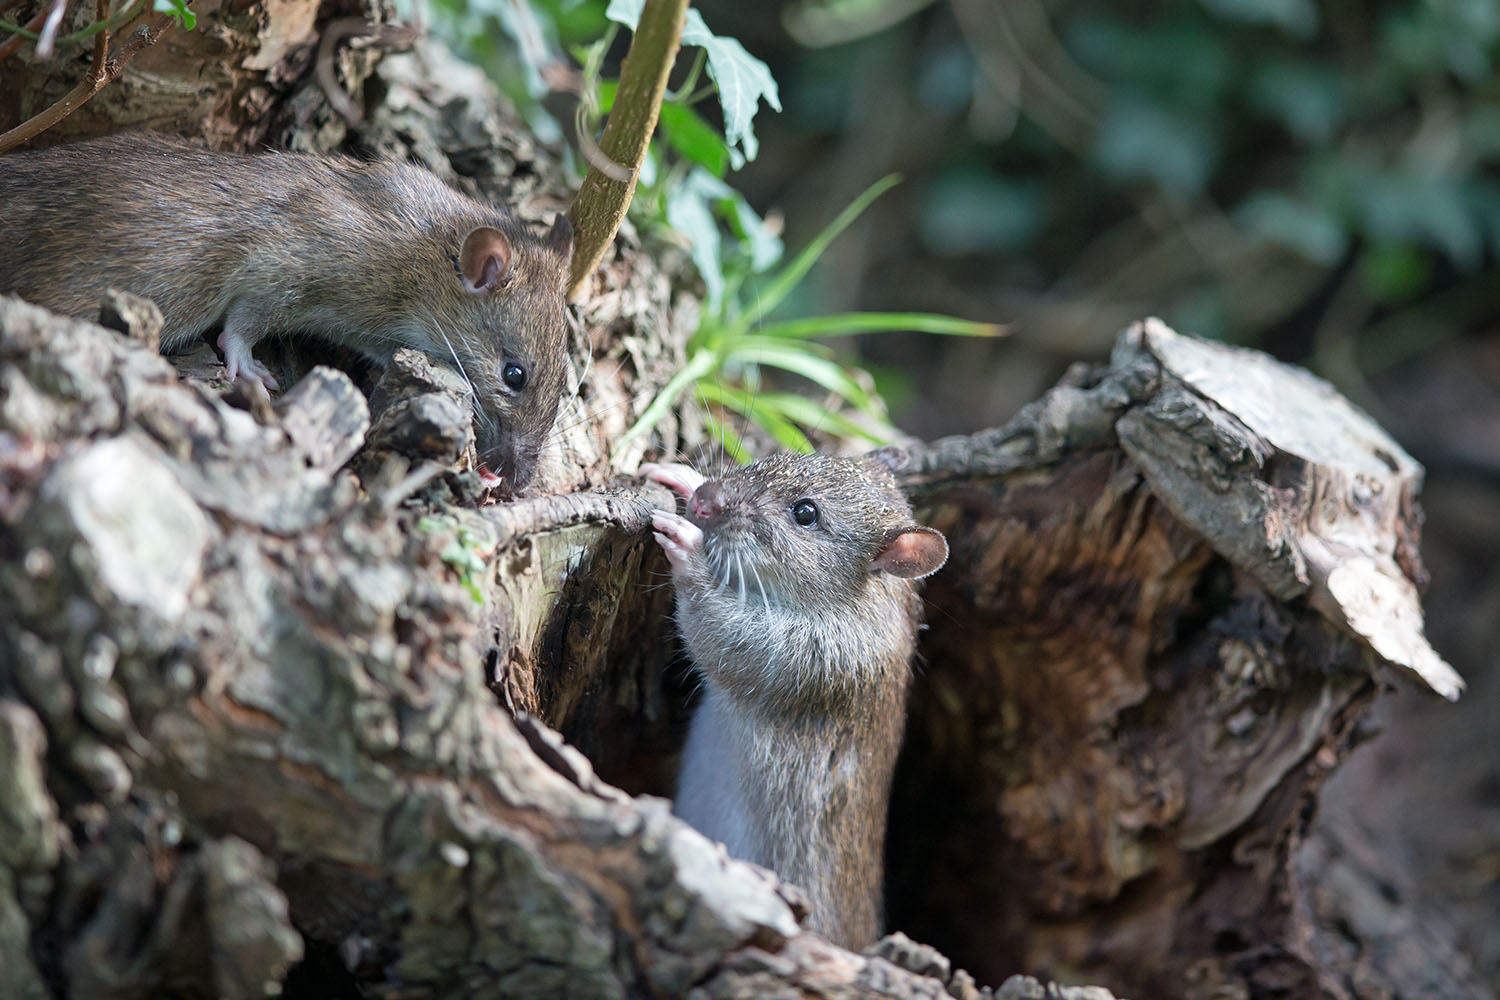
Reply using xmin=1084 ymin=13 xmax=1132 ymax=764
xmin=0 ymin=131 xmax=573 ymax=491
xmin=641 ymin=450 xmax=948 ymax=948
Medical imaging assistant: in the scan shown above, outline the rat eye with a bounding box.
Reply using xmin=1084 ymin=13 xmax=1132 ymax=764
xmin=502 ymin=363 xmax=527 ymax=392
xmin=791 ymin=499 xmax=819 ymax=527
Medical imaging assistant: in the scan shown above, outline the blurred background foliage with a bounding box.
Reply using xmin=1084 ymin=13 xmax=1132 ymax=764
xmin=431 ymin=0 xmax=1500 ymax=989
xmin=432 ymin=0 xmax=1500 ymax=462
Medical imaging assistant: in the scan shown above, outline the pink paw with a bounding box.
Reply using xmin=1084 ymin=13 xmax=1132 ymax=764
xmin=640 ymin=462 xmax=706 ymax=501
xmin=651 ymin=510 xmax=702 ymax=571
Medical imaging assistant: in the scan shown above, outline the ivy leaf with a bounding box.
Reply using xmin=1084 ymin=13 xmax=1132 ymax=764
xmin=604 ymin=0 xmax=644 ymax=25
xmin=664 ymin=167 xmax=783 ymax=312
xmin=658 ymin=101 xmax=730 ymax=176
xmin=679 ymin=9 xmax=781 ymax=165
xmin=665 ymin=168 xmax=731 ymax=311
xmin=606 ymin=1 xmax=781 ymax=165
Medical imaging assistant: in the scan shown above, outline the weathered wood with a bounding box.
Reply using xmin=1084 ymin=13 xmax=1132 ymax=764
xmin=883 ymin=320 xmax=1464 ymax=998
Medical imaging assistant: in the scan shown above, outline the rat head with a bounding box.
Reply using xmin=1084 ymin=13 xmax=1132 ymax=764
xmin=686 ymin=449 xmax=948 ymax=613
xmin=433 ymin=214 xmax=573 ymax=492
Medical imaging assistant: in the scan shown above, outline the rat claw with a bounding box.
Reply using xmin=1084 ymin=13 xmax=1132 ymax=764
xmin=219 ymin=331 xmax=279 ymax=395
xmin=651 ymin=510 xmax=702 ymax=570
xmin=640 ymin=461 xmax=707 ymax=501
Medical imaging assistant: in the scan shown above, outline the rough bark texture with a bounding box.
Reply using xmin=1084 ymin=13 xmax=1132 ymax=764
xmin=0 ymin=16 xmax=1473 ymax=1000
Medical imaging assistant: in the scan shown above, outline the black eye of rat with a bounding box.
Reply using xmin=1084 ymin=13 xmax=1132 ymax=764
xmin=502 ymin=363 xmax=527 ymax=392
xmin=791 ymin=499 xmax=819 ymax=527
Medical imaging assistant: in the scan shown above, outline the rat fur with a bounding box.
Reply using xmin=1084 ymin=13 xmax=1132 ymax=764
xmin=0 ymin=132 xmax=573 ymax=490
xmin=643 ymin=450 xmax=948 ymax=947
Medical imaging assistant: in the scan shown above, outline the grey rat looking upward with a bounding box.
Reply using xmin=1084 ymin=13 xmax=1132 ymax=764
xmin=642 ymin=450 xmax=948 ymax=948
xmin=0 ymin=132 xmax=573 ymax=491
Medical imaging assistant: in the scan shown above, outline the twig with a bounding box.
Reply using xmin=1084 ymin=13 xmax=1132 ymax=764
xmin=315 ymin=7 xmax=421 ymax=125
xmin=564 ymin=0 xmax=689 ymax=297
xmin=0 ymin=15 xmax=172 ymax=153
xmin=0 ymin=5 xmax=48 ymax=63
xmin=34 ymin=0 xmax=66 ymax=56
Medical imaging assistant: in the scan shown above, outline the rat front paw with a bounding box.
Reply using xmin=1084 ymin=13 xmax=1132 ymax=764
xmin=651 ymin=510 xmax=703 ymax=571
xmin=640 ymin=462 xmax=707 ymax=501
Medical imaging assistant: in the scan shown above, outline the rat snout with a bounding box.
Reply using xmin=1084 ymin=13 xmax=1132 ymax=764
xmin=689 ymin=481 xmax=728 ymax=522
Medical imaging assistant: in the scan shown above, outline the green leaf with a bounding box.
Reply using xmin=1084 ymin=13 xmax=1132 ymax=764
xmin=736 ymin=173 xmax=900 ymax=331
xmin=1359 ymin=244 xmax=1430 ymax=303
xmin=698 ymin=383 xmax=815 ymax=452
xmin=153 ymin=0 xmax=194 ymax=29
xmin=701 ymin=410 xmax=752 ymax=464
xmin=679 ymin=9 xmax=782 ymax=165
xmin=604 ymin=2 xmax=780 ymax=165
xmin=665 ymin=169 xmax=734 ymax=311
xmin=726 ymin=338 xmax=880 ymax=415
xmin=658 ymin=101 xmax=731 ymax=176
xmin=614 ymin=348 xmax=720 ymax=458
xmin=603 ymin=0 xmax=644 ymax=27
xmin=664 ymin=167 xmax=783 ymax=313
xmin=753 ymin=311 xmax=1004 ymax=339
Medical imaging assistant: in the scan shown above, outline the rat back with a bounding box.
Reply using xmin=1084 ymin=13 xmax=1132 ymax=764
xmin=0 ymin=133 xmax=516 ymax=352
xmin=0 ymin=133 xmax=574 ymax=489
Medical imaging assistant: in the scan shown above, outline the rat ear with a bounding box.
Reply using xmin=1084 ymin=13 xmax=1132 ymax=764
xmin=871 ymin=525 xmax=948 ymax=579
xmin=866 ymin=446 xmax=909 ymax=474
xmin=547 ymin=214 xmax=574 ymax=263
xmin=459 ymin=227 xmax=512 ymax=294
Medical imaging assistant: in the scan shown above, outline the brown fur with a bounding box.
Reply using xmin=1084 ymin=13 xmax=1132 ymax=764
xmin=663 ymin=452 xmax=947 ymax=947
xmin=0 ymin=132 xmax=571 ymax=488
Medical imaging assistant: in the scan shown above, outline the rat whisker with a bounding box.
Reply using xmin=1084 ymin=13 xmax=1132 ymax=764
xmin=747 ymin=559 xmax=769 ymax=616
xmin=423 ymin=311 xmax=479 ymax=403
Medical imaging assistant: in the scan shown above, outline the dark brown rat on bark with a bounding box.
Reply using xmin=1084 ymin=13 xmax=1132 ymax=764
xmin=643 ymin=449 xmax=948 ymax=948
xmin=0 ymin=132 xmax=573 ymax=490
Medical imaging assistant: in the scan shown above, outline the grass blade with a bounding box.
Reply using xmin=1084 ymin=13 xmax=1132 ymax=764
xmin=735 ymin=173 xmax=901 ymax=332
xmin=753 ymin=311 xmax=1006 ymax=339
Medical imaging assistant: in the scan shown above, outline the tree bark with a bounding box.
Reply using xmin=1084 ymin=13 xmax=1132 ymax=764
xmin=0 ymin=18 xmax=1475 ymax=1000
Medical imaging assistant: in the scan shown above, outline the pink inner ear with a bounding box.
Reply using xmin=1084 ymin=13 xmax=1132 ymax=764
xmin=460 ymin=227 xmax=512 ymax=293
xmin=871 ymin=527 xmax=949 ymax=580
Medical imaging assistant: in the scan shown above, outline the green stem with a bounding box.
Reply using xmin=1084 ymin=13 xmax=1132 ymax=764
xmin=565 ymin=0 xmax=689 ymax=298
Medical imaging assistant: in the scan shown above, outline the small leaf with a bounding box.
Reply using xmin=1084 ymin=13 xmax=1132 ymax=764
xmin=679 ymin=9 xmax=782 ymax=163
xmin=658 ymin=102 xmax=731 ymax=176
xmin=153 ymin=0 xmax=195 ymax=29
xmin=603 ymin=0 xmax=645 ymax=28
xmin=665 ymin=170 xmax=733 ymax=311
xmin=1359 ymin=244 xmax=1429 ymax=303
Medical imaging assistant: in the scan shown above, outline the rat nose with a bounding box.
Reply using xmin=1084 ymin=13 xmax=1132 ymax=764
xmin=690 ymin=482 xmax=727 ymax=521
